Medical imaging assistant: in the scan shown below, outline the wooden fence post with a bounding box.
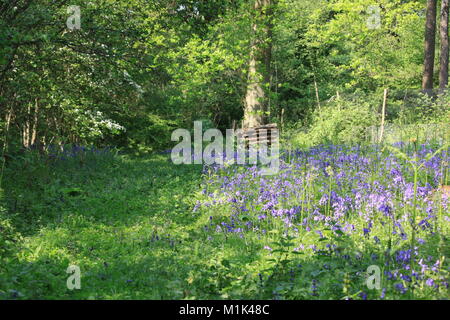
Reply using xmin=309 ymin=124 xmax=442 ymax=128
xmin=378 ymin=88 xmax=388 ymax=144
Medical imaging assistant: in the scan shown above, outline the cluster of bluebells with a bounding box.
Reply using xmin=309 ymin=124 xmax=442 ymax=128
xmin=194 ymin=144 xmax=449 ymax=298
xmin=44 ymin=144 xmax=117 ymax=161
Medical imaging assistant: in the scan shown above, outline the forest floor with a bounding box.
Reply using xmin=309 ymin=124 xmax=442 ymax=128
xmin=1 ymin=154 xmax=215 ymax=299
xmin=0 ymin=145 xmax=448 ymax=300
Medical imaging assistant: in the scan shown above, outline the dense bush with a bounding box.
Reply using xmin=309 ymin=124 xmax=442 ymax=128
xmin=395 ymin=91 xmax=450 ymax=125
xmin=292 ymin=94 xmax=377 ymax=147
xmin=0 ymin=188 xmax=20 ymax=262
xmin=290 ymin=90 xmax=449 ymax=148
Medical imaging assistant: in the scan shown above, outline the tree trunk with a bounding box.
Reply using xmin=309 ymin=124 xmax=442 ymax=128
xmin=439 ymin=0 xmax=449 ymax=89
xmin=243 ymin=0 xmax=273 ymax=128
xmin=22 ymin=103 xmax=31 ymax=148
xmin=422 ymin=0 xmax=438 ymax=91
xmin=31 ymin=98 xmax=39 ymax=147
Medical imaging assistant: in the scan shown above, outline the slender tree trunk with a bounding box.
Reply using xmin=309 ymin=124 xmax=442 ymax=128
xmin=0 ymin=107 xmax=13 ymax=188
xmin=439 ymin=0 xmax=449 ymax=89
xmin=31 ymin=98 xmax=39 ymax=147
xmin=23 ymin=103 xmax=32 ymax=148
xmin=378 ymin=89 xmax=388 ymax=144
xmin=243 ymin=0 xmax=273 ymax=128
xmin=313 ymin=73 xmax=321 ymax=110
xmin=422 ymin=0 xmax=438 ymax=91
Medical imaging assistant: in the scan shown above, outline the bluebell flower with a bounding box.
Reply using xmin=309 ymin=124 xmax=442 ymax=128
xmin=394 ymin=283 xmax=407 ymax=294
xmin=380 ymin=288 xmax=386 ymax=299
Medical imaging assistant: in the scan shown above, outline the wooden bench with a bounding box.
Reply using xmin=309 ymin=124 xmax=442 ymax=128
xmin=238 ymin=123 xmax=278 ymax=149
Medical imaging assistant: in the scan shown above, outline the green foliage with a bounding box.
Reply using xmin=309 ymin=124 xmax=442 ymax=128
xmin=293 ymin=94 xmax=378 ymax=147
xmin=0 ymin=188 xmax=21 ymax=265
xmin=1 ymin=0 xmax=439 ymax=153
xmin=395 ymin=91 xmax=450 ymax=125
xmin=305 ymin=0 xmax=425 ymax=90
xmin=0 ymin=150 xmax=205 ymax=299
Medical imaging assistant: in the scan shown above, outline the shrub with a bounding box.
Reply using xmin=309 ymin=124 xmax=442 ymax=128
xmin=293 ymin=94 xmax=377 ymax=147
xmin=0 ymin=189 xmax=20 ymax=261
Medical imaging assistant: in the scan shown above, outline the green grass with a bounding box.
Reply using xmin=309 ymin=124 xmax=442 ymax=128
xmin=0 ymin=153 xmax=214 ymax=299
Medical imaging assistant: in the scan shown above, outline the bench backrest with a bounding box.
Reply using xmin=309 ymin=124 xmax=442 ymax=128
xmin=238 ymin=123 xmax=278 ymax=148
